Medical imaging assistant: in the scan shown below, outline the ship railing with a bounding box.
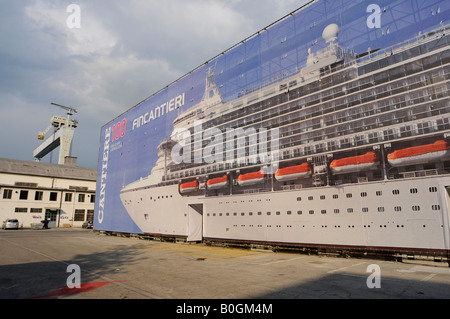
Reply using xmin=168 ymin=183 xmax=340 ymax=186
xmin=243 ymin=188 xmax=262 ymax=194
xmin=398 ymin=169 xmax=439 ymax=179
xmin=356 ymin=23 xmax=449 ymax=68
xmin=280 ymin=184 xmax=303 ymax=191
xmin=357 ymin=177 xmax=369 ymax=183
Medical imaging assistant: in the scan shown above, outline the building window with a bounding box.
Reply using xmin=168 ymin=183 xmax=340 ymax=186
xmin=87 ymin=210 xmax=94 ymax=221
xmin=30 ymin=208 xmax=42 ymax=213
xmin=90 ymin=195 xmax=96 ymax=203
xmin=15 ymin=207 xmax=27 ymax=213
xmin=74 ymin=209 xmax=85 ymax=221
xmin=19 ymin=190 xmax=29 ymax=200
xmin=78 ymin=194 xmax=85 ymax=203
xmin=3 ymin=189 xmax=12 ymax=199
xmin=35 ymin=191 xmax=43 ymax=201
xmin=392 ymin=189 xmax=400 ymax=195
xmin=65 ymin=193 xmax=72 ymax=202
xmin=49 ymin=192 xmax=58 ymax=201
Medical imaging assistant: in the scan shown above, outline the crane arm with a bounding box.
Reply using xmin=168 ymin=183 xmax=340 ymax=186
xmin=51 ymin=102 xmax=78 ymax=116
xmin=38 ymin=123 xmax=54 ymax=140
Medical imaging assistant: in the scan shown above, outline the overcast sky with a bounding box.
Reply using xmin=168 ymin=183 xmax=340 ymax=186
xmin=0 ymin=0 xmax=310 ymax=169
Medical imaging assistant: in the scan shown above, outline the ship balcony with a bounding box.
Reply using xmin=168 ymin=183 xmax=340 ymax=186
xmin=395 ymin=168 xmax=439 ymax=179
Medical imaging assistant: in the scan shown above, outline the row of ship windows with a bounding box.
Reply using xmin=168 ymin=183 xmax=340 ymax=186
xmin=207 ymin=205 xmax=441 ymax=216
xmin=202 ymin=56 xmax=447 ymax=136
xmin=178 ymin=68 xmax=449 ymax=151
xmin=227 ymin=224 xmax=434 ymax=229
xmin=168 ymin=67 xmax=449 ymax=176
xmin=218 ymin=187 xmax=439 ymax=204
xmin=299 ymin=187 xmax=437 ymax=200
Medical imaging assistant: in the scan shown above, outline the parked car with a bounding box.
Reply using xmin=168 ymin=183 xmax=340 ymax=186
xmin=2 ymin=219 xmax=19 ymax=229
xmin=82 ymin=220 xmax=93 ymax=229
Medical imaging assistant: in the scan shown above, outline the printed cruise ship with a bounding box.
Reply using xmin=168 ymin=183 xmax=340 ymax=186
xmin=120 ymin=23 xmax=450 ymax=256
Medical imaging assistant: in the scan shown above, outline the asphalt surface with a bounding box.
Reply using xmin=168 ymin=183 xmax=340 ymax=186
xmin=1 ymin=228 xmax=450 ymax=311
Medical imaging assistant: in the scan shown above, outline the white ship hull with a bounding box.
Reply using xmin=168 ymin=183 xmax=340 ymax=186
xmin=120 ymin=174 xmax=450 ymax=254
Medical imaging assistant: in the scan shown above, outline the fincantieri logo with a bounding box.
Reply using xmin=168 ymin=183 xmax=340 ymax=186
xmin=171 ymin=120 xmax=280 ymax=174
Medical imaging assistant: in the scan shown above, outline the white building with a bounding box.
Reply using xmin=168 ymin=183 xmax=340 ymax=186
xmin=0 ymin=157 xmax=97 ymax=228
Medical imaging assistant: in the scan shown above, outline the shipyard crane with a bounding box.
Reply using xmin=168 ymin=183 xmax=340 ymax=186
xmin=33 ymin=103 xmax=79 ymax=165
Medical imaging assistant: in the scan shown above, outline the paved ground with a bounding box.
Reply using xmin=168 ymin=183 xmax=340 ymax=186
xmin=1 ymin=228 xmax=450 ymax=305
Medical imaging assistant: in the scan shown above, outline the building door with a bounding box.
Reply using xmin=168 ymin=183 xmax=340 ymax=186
xmin=187 ymin=204 xmax=203 ymax=242
xmin=45 ymin=209 xmax=59 ymax=228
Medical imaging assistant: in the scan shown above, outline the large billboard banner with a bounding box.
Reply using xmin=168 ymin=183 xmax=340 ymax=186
xmin=94 ymin=0 xmax=449 ymax=236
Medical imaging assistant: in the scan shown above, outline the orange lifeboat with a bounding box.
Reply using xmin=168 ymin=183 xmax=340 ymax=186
xmin=206 ymin=175 xmax=228 ymax=190
xmin=275 ymin=163 xmax=311 ymax=182
xmin=179 ymin=180 xmax=199 ymax=194
xmin=330 ymin=151 xmax=379 ymax=174
xmin=387 ymin=140 xmax=450 ymax=167
xmin=237 ymin=170 xmax=265 ymax=186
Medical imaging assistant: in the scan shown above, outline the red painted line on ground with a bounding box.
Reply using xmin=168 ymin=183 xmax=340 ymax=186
xmin=30 ymin=281 xmax=129 ymax=299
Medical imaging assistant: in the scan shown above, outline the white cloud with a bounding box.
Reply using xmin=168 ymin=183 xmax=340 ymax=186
xmin=68 ymin=53 xmax=180 ymax=122
xmin=25 ymin=0 xmax=117 ymax=56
